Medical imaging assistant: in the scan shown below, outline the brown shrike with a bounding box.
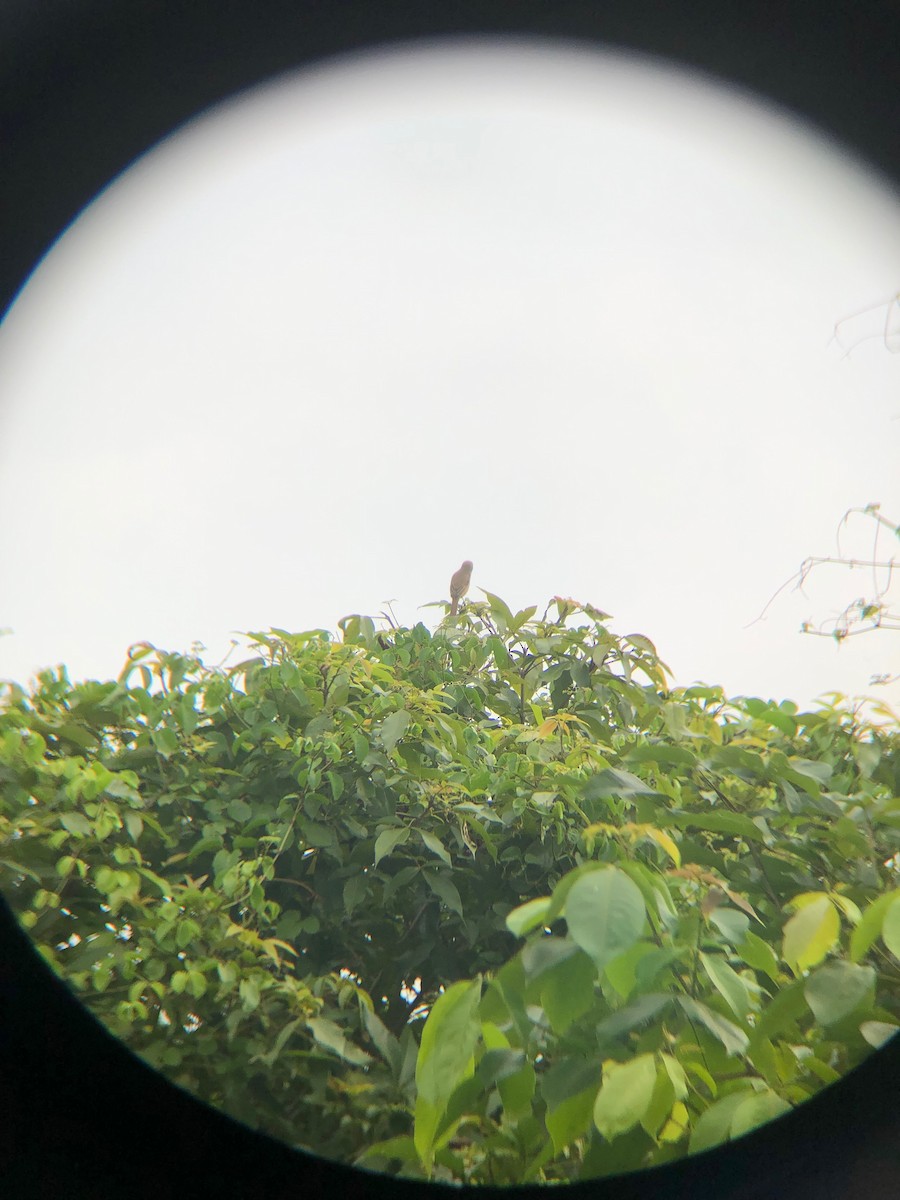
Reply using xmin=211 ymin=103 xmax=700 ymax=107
xmin=449 ymin=560 xmax=473 ymax=616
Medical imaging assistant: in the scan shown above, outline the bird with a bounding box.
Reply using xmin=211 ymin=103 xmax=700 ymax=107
xmin=449 ymin=560 xmax=473 ymax=616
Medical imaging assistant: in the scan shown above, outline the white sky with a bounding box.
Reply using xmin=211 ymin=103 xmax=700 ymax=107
xmin=1 ymin=38 xmax=898 ymax=713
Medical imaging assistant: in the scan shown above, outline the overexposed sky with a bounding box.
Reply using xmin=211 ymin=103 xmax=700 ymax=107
xmin=0 ymin=38 xmax=898 ymax=712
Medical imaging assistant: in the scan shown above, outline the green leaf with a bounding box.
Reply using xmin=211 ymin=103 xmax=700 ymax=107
xmin=730 ymin=1089 xmax=791 ymax=1139
xmin=356 ymin=1135 xmax=419 ymax=1165
xmin=603 ymin=940 xmax=659 ymax=1000
xmin=545 ymin=1087 xmax=597 ymax=1154
xmin=849 ymin=890 xmax=900 ymax=962
xmin=583 ymin=768 xmax=661 ymax=800
xmin=415 ymin=979 xmax=482 ymax=1109
xmin=804 ymin=961 xmax=876 ymax=1026
xmin=688 ymin=1091 xmax=752 ymax=1154
xmin=481 ymin=590 xmax=514 ymax=629
xmin=256 ymin=1018 xmax=303 ymax=1068
xmin=380 ymin=709 xmax=411 ymax=753
xmin=592 ymin=1053 xmax=658 ymax=1141
xmin=565 ymin=867 xmax=646 ymax=970
xmin=506 ymin=896 xmax=552 ymax=938
xmin=625 ymin=743 xmax=697 ymax=768
xmin=362 ymin=1004 xmax=401 ymax=1075
xmin=373 ymin=826 xmax=409 ymax=867
xmin=123 ymin=811 xmax=143 ymax=842
xmin=595 ymin=994 xmax=672 ymax=1043
xmin=227 ymin=798 xmax=252 ymax=822
xmin=665 ymin=810 xmax=765 ymax=841
xmin=660 ymin=1053 xmax=688 ymax=1100
xmin=782 ymin=895 xmax=839 ymax=973
xmin=59 ymin=812 xmax=91 ymax=837
xmin=708 ymin=907 xmax=751 ymax=945
xmin=737 ymin=930 xmax=781 ymax=982
xmin=751 ymin=979 xmax=810 ymax=1042
xmin=343 ymin=874 xmax=367 ymax=917
xmin=151 ymin=728 xmax=179 ymax=758
xmin=640 ymin=1064 xmax=676 ymax=1139
xmin=677 ymin=996 xmax=749 ymax=1056
xmin=499 ymin=1058 xmax=536 ymax=1118
xmin=538 ymin=949 xmax=597 ymax=1035
xmin=881 ymin=895 xmax=900 ymax=959
xmin=860 ymin=1021 xmax=899 ymax=1049
xmin=239 ymin=978 xmax=260 ymax=1012
xmin=700 ymin=952 xmax=751 ymax=1020
xmin=419 ymin=829 xmax=451 ymax=866
xmin=423 ymin=868 xmax=463 ymax=917
xmin=307 ymin=1017 xmax=373 ymax=1067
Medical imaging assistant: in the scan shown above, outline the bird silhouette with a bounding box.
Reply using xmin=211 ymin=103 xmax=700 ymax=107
xmin=449 ymin=560 xmax=473 ymax=616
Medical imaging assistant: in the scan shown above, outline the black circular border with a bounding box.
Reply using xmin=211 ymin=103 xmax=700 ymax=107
xmin=2 ymin=2 xmax=900 ymax=1197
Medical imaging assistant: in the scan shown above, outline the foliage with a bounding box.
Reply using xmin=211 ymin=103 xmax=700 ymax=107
xmin=1 ymin=595 xmax=899 ymax=1184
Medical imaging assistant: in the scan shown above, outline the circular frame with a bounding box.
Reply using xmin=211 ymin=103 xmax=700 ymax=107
xmin=2 ymin=2 xmax=900 ymax=1197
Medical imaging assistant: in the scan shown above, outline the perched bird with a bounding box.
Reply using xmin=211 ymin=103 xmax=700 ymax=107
xmin=449 ymin=560 xmax=473 ymax=616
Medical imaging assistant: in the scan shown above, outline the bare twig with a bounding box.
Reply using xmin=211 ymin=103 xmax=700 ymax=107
xmin=749 ymin=505 xmax=899 ymax=647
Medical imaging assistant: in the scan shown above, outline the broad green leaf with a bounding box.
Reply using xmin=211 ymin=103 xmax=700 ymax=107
xmin=122 ymin=811 xmax=143 ymax=842
xmin=356 ymin=1135 xmax=419 ymax=1165
xmin=413 ymin=1094 xmax=442 ymax=1169
xmin=860 ymin=1021 xmax=899 ymax=1048
xmin=380 ymin=709 xmax=411 ymax=753
xmin=678 ymin=996 xmax=749 ymax=1056
xmin=227 ymin=797 xmax=252 ymax=822
xmin=737 ymin=930 xmax=780 ymax=981
xmin=545 ymin=1087 xmax=596 ymax=1154
xmin=415 ymin=979 xmax=482 ymax=1108
xmin=239 ymin=978 xmax=260 ymax=1012
xmin=660 ymin=1053 xmax=688 ymax=1100
xmin=747 ymin=1036 xmax=780 ymax=1087
xmin=307 ymin=1017 xmax=373 ymax=1067
xmin=521 ymin=935 xmax=578 ymax=979
xmin=640 ymin=1065 xmax=676 ymax=1139
xmin=510 ymin=605 xmax=538 ymax=631
xmin=583 ymin=768 xmax=661 ymax=800
xmin=373 ymin=826 xmax=409 ymax=867
xmin=565 ymin=867 xmax=646 ymax=970
xmin=849 ymin=890 xmax=900 ymax=962
xmin=506 ymin=897 xmax=553 ymax=938
xmin=419 ymin=829 xmax=451 ymax=866
xmin=151 ymin=727 xmax=179 ymax=758
xmin=751 ymin=980 xmax=809 ymax=1042
xmin=604 ymin=940 xmax=659 ymax=1000
xmin=343 ymin=874 xmax=367 ymax=917
xmin=59 ymin=812 xmax=91 ymax=837
xmin=729 ymin=1089 xmax=791 ymax=1139
xmin=592 ymin=1053 xmax=657 ymax=1141
xmin=700 ymin=952 xmax=751 ymax=1020
xmin=804 ymin=961 xmax=875 ymax=1026
xmin=881 ymin=895 xmax=900 ymax=959
xmin=538 ymin=949 xmax=597 ymax=1035
xmin=596 ymin=993 xmax=671 ymax=1042
xmin=708 ymin=907 xmax=750 ymax=945
xmin=481 ymin=589 xmax=514 ymax=628
xmin=423 ymin=868 xmax=463 ymax=917
xmin=361 ymin=1004 xmax=401 ymax=1075
xmin=499 ymin=1059 xmax=536 ymax=1117
xmin=688 ymin=1091 xmax=750 ymax=1154
xmin=782 ymin=895 xmax=839 ymax=973
xmin=665 ymin=809 xmax=765 ymax=841
xmin=625 ymin=743 xmax=697 ymax=768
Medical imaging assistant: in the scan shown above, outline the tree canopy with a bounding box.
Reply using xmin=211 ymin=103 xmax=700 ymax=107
xmin=1 ymin=595 xmax=899 ymax=1184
